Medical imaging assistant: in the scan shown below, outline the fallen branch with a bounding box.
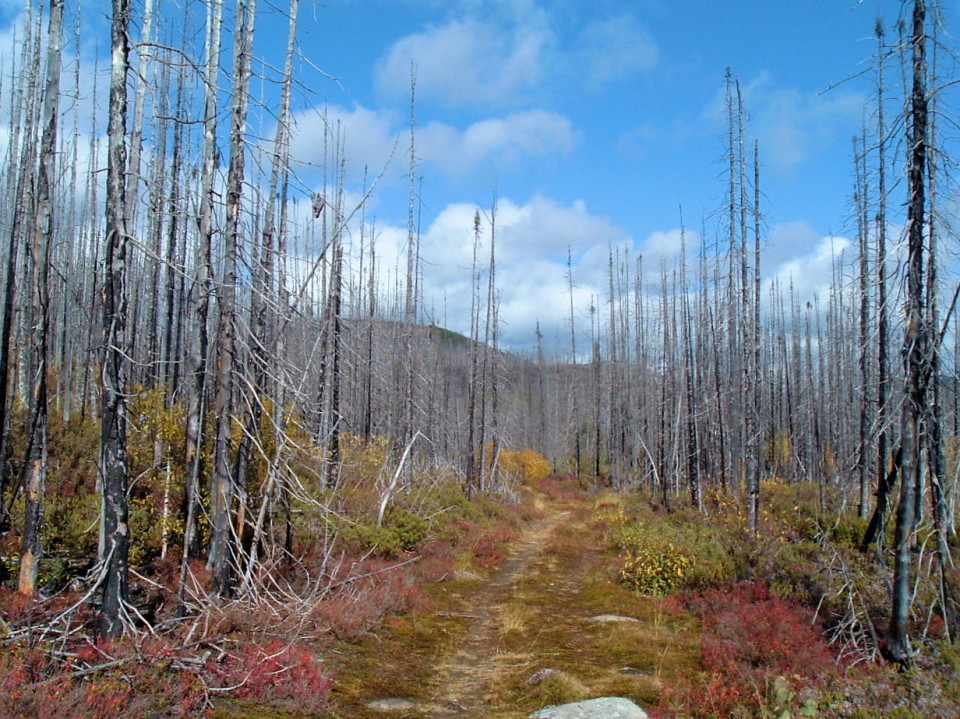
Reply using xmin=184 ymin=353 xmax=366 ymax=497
xmin=325 ymin=554 xmax=422 ymax=594
xmin=30 ymin=657 xmax=128 ymax=687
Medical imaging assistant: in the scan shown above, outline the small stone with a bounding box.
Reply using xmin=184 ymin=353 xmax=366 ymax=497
xmin=618 ymin=666 xmax=650 ymax=676
xmin=527 ymin=667 xmax=565 ymax=685
xmin=366 ymin=697 xmax=417 ymax=712
xmin=453 ymin=568 xmax=483 ymax=581
xmin=586 ymin=614 xmax=640 ymax=623
xmin=529 ymin=697 xmax=649 ymax=718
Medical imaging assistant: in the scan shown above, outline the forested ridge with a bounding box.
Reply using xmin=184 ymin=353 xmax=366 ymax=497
xmin=0 ymin=0 xmax=958 ymax=716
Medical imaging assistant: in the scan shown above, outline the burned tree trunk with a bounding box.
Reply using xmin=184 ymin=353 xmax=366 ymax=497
xmin=888 ymin=0 xmax=929 ymax=668
xmin=19 ymin=0 xmax=63 ymax=596
xmin=100 ymin=0 xmax=132 ymax=639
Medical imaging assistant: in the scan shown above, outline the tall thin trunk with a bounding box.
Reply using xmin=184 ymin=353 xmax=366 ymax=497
xmin=924 ymin=15 xmax=954 ymax=642
xmin=209 ymin=0 xmax=256 ymax=597
xmin=19 ymin=0 xmax=63 ymax=596
xmin=162 ymin=69 xmax=186 ymax=398
xmin=889 ymin=0 xmax=928 ymax=667
xmin=725 ymin=70 xmax=739 ymax=491
xmin=326 ymin=231 xmax=344 ymax=488
xmin=865 ymin=17 xmax=892 ymax=552
xmin=181 ymin=0 xmax=223 ymax=583
xmin=747 ymin=140 xmax=762 ymax=530
xmin=100 ymin=0 xmax=132 ymax=640
xmin=401 ymin=64 xmax=418 ymax=472
xmin=466 ymin=211 xmax=481 ymax=492
xmin=567 ymin=248 xmax=580 ymax=480
xmin=0 ymin=8 xmax=38 ymax=524
xmin=856 ymin=132 xmax=872 ymax=518
xmin=680 ymin=222 xmax=701 ymax=511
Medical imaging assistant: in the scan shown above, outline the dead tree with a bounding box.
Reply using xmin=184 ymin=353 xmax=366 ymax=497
xmin=209 ymin=0 xmax=256 ymax=597
xmin=100 ymin=0 xmax=132 ymax=639
xmin=888 ymin=0 xmax=929 ymax=668
xmin=19 ymin=0 xmax=63 ymax=596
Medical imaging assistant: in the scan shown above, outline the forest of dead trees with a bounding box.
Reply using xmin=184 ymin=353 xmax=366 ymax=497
xmin=0 ymin=0 xmax=956 ymax=666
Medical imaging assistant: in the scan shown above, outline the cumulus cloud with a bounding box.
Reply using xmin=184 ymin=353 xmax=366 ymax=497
xmin=288 ymin=103 xmax=574 ymax=183
xmin=704 ymin=72 xmax=865 ymax=172
xmin=374 ymin=16 xmax=553 ymax=109
xmin=289 ymin=104 xmax=402 ymax=181
xmin=492 ymin=195 xmax=628 ymax=260
xmin=639 ymin=228 xmax=700 ymax=261
xmin=765 ymin=220 xmax=821 ymax=269
xmin=572 ymin=14 xmax=659 ymax=88
xmin=767 ymin=233 xmax=852 ymax=304
xmin=375 ymin=6 xmax=660 ymax=109
xmin=339 ymin=194 xmax=632 ymax=348
xmin=420 ymin=110 xmax=575 ymax=174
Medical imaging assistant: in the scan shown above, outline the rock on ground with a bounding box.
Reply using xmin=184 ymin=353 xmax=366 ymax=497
xmin=366 ymin=697 xmax=417 ymax=712
xmin=586 ymin=614 xmax=640 ymax=623
xmin=529 ymin=696 xmax=649 ymax=718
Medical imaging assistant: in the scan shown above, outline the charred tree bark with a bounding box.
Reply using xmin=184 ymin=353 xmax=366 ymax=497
xmin=209 ymin=0 xmax=256 ymax=597
xmin=100 ymin=0 xmax=132 ymax=639
xmin=19 ymin=0 xmax=63 ymax=596
xmin=180 ymin=0 xmax=223 ymax=586
xmin=888 ymin=0 xmax=929 ymax=668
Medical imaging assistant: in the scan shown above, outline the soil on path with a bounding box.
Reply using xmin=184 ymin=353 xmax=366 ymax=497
xmin=422 ymin=496 xmax=572 ymax=716
xmin=328 ymin=480 xmax=697 ymax=718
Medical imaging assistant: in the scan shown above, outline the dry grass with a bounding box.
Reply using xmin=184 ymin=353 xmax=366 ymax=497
xmin=324 ymin=478 xmax=701 ymax=717
xmin=496 ymin=601 xmax=528 ymax=637
xmin=484 ymin=487 xmax=700 ymax=714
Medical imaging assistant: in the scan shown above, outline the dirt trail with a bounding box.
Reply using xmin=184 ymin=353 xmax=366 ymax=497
xmin=333 ymin=482 xmax=682 ymax=718
xmin=423 ymin=496 xmax=571 ymax=716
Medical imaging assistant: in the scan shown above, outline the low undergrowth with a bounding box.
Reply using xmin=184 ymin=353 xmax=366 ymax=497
xmin=596 ymin=482 xmax=960 ymax=718
xmin=660 ymin=580 xmax=835 ymax=718
xmin=0 ymin=633 xmax=335 ymax=719
xmin=0 ymin=404 xmax=540 ymax=717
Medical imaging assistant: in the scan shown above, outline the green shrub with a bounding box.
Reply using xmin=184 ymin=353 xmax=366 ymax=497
xmin=608 ymin=514 xmax=742 ymax=594
xmin=44 ymin=493 xmax=99 ymax=557
xmin=826 ymin=513 xmax=870 ymax=550
xmin=618 ymin=537 xmax=691 ymax=595
xmin=339 ymin=507 xmax=430 ymax=556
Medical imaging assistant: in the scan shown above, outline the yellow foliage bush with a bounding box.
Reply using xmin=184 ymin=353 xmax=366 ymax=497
xmin=618 ymin=538 xmax=691 ymax=596
xmin=496 ymin=447 xmax=551 ymax=484
xmin=593 ymin=503 xmax=628 ymax=527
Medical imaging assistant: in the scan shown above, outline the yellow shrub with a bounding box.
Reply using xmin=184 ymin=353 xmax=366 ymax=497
xmin=496 ymin=447 xmax=552 ymax=484
xmin=619 ymin=539 xmax=691 ymax=596
xmin=594 ymin=503 xmax=628 ymax=527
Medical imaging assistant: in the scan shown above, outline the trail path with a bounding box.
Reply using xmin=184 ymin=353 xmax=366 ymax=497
xmin=331 ymin=481 xmax=691 ymax=719
xmin=423 ymin=498 xmax=572 ymax=716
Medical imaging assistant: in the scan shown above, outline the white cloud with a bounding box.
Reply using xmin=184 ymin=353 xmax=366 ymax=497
xmin=704 ymin=72 xmax=865 ymax=172
xmin=287 ymin=103 xmax=574 ymax=183
xmin=289 ymin=103 xmax=402 ymax=182
xmin=767 ymin=233 xmax=852 ymax=304
xmin=335 ymin=194 xmax=632 ymax=348
xmin=420 ymin=110 xmax=575 ymax=174
xmin=572 ymin=14 xmax=659 ymax=88
xmin=766 ymin=220 xmax=821 ymax=269
xmin=374 ymin=16 xmax=553 ymax=109
xmin=639 ymin=228 xmax=700 ymax=260
xmin=493 ymin=195 xmax=627 ymax=260
xmin=375 ymin=4 xmax=661 ymax=107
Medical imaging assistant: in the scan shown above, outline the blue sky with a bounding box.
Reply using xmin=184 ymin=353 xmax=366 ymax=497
xmin=2 ymin=0 xmax=956 ymax=351
xmin=280 ymin=0 xmax=957 ymax=349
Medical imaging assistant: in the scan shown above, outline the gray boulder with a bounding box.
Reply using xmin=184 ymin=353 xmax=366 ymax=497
xmin=529 ymin=696 xmax=649 ymax=718
xmin=586 ymin=614 xmax=640 ymax=623
xmin=366 ymin=697 xmax=417 ymax=712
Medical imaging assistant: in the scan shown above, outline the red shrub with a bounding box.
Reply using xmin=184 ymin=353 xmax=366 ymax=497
xmin=535 ymin=475 xmax=590 ymax=501
xmin=463 ymin=519 xmax=518 ymax=568
xmin=316 ymin=557 xmax=424 ymax=640
xmin=209 ymin=640 xmax=334 ymax=711
xmin=664 ymin=581 xmax=837 ymax=717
